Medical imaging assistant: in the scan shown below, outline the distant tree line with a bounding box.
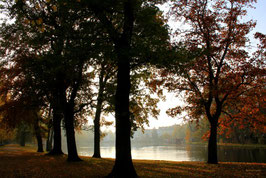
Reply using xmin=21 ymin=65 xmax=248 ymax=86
xmin=132 ymin=120 xmax=266 ymax=146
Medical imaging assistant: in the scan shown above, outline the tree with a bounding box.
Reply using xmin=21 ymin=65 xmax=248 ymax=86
xmin=218 ymin=32 xmax=266 ymax=143
xmin=85 ymin=0 xmax=170 ymax=176
xmin=0 ymin=0 xmax=65 ymax=155
xmin=91 ymin=61 xmax=164 ymax=158
xmin=92 ymin=0 xmax=137 ymax=172
xmin=0 ymin=38 xmax=47 ymax=151
xmin=129 ymin=67 xmax=163 ymax=133
xmin=164 ymin=0 xmax=264 ymax=164
xmin=0 ymin=93 xmax=45 ymax=150
xmin=33 ymin=109 xmax=44 ymax=152
xmin=0 ymin=97 xmax=16 ymax=146
xmin=45 ymin=106 xmax=53 ymax=152
xmin=1 ymin=0 xmax=102 ymax=161
xmin=92 ymin=61 xmax=116 ymax=158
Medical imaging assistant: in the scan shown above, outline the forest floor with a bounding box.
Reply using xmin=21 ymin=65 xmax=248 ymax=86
xmin=0 ymin=144 xmax=265 ymax=178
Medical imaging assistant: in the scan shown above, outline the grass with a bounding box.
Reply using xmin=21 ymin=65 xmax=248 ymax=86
xmin=0 ymin=144 xmax=265 ymax=178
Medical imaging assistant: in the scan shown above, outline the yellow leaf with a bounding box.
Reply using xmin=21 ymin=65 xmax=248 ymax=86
xmin=36 ymin=18 xmax=43 ymax=25
xmin=38 ymin=26 xmax=45 ymax=33
xmin=41 ymin=26 xmax=45 ymax=32
xmin=35 ymin=3 xmax=40 ymax=9
xmin=52 ymin=5 xmax=57 ymax=12
xmin=24 ymin=19 xmax=30 ymax=24
xmin=31 ymin=20 xmax=36 ymax=26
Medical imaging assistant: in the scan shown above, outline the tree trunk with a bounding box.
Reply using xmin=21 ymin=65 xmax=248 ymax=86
xmin=19 ymin=131 xmax=26 ymax=147
xmin=46 ymin=105 xmax=53 ymax=152
xmin=46 ymin=127 xmax=53 ymax=152
xmin=208 ymin=120 xmax=218 ymax=164
xmin=34 ymin=117 xmax=44 ymax=152
xmin=108 ymin=59 xmax=137 ymax=177
xmin=92 ymin=98 xmax=103 ymax=158
xmin=106 ymin=0 xmax=137 ymax=176
xmin=48 ymin=109 xmax=63 ymax=155
xmin=35 ymin=132 xmax=43 ymax=152
xmin=234 ymin=129 xmax=241 ymax=144
xmin=93 ymin=74 xmax=105 ymax=158
xmin=64 ymin=104 xmax=81 ymax=162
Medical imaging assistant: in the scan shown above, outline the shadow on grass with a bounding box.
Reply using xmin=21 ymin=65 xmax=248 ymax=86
xmin=0 ymin=145 xmax=265 ymax=178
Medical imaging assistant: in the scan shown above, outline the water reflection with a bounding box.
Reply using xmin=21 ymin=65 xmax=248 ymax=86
xmin=132 ymin=146 xmax=189 ymax=161
xmin=72 ymin=145 xmax=266 ymax=163
xmin=217 ymin=146 xmax=266 ymax=163
xmin=78 ymin=146 xmax=115 ymax=158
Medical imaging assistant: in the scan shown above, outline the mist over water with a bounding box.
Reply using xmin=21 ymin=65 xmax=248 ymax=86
xmin=61 ymin=132 xmax=266 ymax=163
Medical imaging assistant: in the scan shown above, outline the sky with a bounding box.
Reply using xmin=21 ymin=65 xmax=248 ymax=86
xmin=247 ymin=0 xmax=266 ymax=36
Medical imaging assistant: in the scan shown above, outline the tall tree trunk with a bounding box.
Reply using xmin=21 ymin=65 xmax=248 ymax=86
xmin=98 ymin=0 xmax=136 ymax=176
xmin=34 ymin=116 xmax=44 ymax=152
xmin=208 ymin=120 xmax=218 ymax=164
xmin=19 ymin=131 xmax=26 ymax=147
xmin=46 ymin=105 xmax=53 ymax=152
xmin=48 ymin=109 xmax=63 ymax=155
xmin=64 ymin=104 xmax=81 ymax=162
xmin=92 ymin=98 xmax=103 ymax=158
xmin=35 ymin=131 xmax=43 ymax=152
xmin=46 ymin=127 xmax=53 ymax=152
xmin=108 ymin=59 xmax=136 ymax=177
xmin=234 ymin=129 xmax=241 ymax=144
xmin=19 ymin=124 xmax=27 ymax=147
xmin=93 ymin=72 xmax=105 ymax=158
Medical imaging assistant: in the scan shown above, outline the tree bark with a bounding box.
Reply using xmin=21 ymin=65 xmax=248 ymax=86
xmin=48 ymin=109 xmax=64 ymax=155
xmin=108 ymin=57 xmax=137 ymax=177
xmin=91 ymin=0 xmax=137 ymax=176
xmin=34 ymin=116 xmax=44 ymax=152
xmin=92 ymin=98 xmax=103 ymax=158
xmin=64 ymin=103 xmax=81 ymax=162
xmin=107 ymin=0 xmax=137 ymax=176
xmin=46 ymin=105 xmax=53 ymax=152
xmin=46 ymin=127 xmax=53 ymax=152
xmin=35 ymin=131 xmax=43 ymax=152
xmin=19 ymin=131 xmax=26 ymax=147
xmin=208 ymin=120 xmax=218 ymax=164
xmin=93 ymin=70 xmax=105 ymax=158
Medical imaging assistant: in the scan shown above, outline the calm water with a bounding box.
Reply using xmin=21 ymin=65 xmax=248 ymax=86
xmin=75 ymin=145 xmax=266 ymax=163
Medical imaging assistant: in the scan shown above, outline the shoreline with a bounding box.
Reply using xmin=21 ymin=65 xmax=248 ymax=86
xmin=0 ymin=144 xmax=265 ymax=177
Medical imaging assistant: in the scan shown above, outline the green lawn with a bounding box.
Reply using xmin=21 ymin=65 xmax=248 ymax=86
xmin=0 ymin=144 xmax=265 ymax=177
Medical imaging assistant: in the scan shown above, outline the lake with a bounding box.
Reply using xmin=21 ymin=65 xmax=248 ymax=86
xmin=72 ymin=145 xmax=266 ymax=163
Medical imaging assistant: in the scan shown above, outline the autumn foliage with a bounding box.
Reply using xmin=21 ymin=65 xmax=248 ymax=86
xmin=159 ymin=0 xmax=265 ymax=163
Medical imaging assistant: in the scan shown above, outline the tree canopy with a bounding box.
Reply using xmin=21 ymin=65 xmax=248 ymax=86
xmin=160 ymin=0 xmax=265 ymax=164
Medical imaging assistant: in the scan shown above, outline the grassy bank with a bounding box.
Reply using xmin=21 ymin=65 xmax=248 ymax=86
xmin=0 ymin=144 xmax=265 ymax=177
